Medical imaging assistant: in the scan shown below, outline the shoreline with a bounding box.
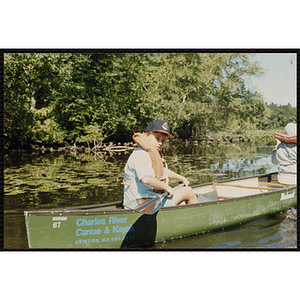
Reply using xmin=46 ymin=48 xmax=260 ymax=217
xmin=5 ymin=129 xmax=280 ymax=156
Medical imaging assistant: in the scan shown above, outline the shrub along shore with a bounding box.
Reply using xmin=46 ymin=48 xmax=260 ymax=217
xmin=5 ymin=129 xmax=280 ymax=156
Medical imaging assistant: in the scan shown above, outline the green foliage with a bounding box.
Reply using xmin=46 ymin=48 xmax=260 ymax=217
xmin=259 ymin=102 xmax=297 ymax=129
xmin=77 ymin=124 xmax=104 ymax=145
xmin=5 ymin=52 xmax=294 ymax=149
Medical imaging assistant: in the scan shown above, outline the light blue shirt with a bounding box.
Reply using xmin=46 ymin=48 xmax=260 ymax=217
xmin=123 ymin=147 xmax=158 ymax=205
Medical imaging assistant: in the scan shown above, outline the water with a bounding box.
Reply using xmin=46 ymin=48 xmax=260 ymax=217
xmin=3 ymin=141 xmax=297 ymax=249
xmin=150 ymin=214 xmax=297 ymax=249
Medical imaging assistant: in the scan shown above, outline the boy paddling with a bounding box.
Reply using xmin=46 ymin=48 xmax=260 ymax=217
xmin=123 ymin=120 xmax=198 ymax=210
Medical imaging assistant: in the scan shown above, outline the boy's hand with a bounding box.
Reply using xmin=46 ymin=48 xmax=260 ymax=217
xmin=181 ymin=177 xmax=190 ymax=186
xmin=166 ymin=186 xmax=175 ymax=197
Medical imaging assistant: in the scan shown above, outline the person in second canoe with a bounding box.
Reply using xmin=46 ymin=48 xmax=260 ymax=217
xmin=272 ymin=123 xmax=297 ymax=185
xmin=123 ymin=120 xmax=198 ymax=209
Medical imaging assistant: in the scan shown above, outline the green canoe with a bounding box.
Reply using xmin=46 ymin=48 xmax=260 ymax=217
xmin=24 ymin=172 xmax=296 ymax=249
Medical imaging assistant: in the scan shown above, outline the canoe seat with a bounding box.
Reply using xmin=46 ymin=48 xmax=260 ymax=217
xmin=197 ymin=190 xmax=219 ymax=203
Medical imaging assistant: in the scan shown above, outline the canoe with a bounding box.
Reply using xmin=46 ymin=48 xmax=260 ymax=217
xmin=24 ymin=172 xmax=296 ymax=249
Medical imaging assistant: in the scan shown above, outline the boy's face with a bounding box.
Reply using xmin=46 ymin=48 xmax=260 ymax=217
xmin=147 ymin=132 xmax=168 ymax=151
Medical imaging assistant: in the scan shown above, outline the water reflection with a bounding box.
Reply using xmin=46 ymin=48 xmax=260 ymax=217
xmin=4 ymin=152 xmax=126 ymax=196
xmin=4 ymin=142 xmax=279 ymax=209
xmin=164 ymin=141 xmax=277 ymax=185
xmin=149 ymin=217 xmax=297 ymax=249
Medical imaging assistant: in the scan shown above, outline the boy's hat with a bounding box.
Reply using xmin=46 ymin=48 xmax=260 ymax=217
xmin=145 ymin=120 xmax=174 ymax=138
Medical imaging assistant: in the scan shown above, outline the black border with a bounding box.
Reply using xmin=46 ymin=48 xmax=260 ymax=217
xmin=0 ymin=48 xmax=299 ymax=252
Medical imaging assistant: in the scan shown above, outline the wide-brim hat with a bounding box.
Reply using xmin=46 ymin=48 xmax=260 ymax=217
xmin=284 ymin=123 xmax=297 ymax=136
xmin=273 ymin=123 xmax=297 ymax=144
xmin=145 ymin=120 xmax=174 ymax=138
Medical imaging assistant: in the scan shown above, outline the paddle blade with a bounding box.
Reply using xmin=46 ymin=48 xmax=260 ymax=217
xmin=197 ymin=190 xmax=218 ymax=203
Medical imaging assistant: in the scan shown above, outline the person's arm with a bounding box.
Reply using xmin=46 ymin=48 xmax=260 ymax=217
xmin=276 ymin=138 xmax=281 ymax=146
xmin=141 ymin=176 xmax=174 ymax=196
xmin=167 ymin=169 xmax=190 ymax=186
xmin=271 ymin=139 xmax=281 ymax=164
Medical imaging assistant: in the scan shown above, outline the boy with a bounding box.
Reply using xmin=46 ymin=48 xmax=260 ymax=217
xmin=123 ymin=120 xmax=198 ymax=208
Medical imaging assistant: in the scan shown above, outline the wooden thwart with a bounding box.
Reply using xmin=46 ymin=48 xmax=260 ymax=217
xmin=212 ymin=182 xmax=278 ymax=190
xmin=269 ymin=181 xmax=294 ymax=187
xmin=258 ymin=181 xmax=287 ymax=187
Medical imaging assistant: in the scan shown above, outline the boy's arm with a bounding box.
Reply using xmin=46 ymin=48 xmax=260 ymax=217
xmin=141 ymin=176 xmax=174 ymax=197
xmin=167 ymin=169 xmax=190 ymax=186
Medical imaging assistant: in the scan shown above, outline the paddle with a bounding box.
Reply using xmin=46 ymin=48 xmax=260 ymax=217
xmin=124 ymin=183 xmax=184 ymax=215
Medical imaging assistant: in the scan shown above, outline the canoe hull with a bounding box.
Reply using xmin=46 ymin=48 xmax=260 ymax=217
xmin=24 ymin=173 xmax=297 ymax=248
xmin=155 ymin=187 xmax=296 ymax=243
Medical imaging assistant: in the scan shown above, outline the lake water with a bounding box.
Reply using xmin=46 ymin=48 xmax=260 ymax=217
xmin=3 ymin=140 xmax=297 ymax=249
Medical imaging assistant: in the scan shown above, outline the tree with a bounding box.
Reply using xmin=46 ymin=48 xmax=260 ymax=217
xmin=4 ymin=53 xmax=61 ymax=147
xmin=263 ymin=102 xmax=297 ymax=129
xmin=131 ymin=53 xmax=266 ymax=138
